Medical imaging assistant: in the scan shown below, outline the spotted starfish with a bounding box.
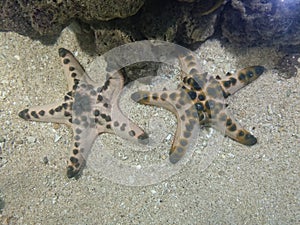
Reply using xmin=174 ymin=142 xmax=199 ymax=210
xmin=132 ymin=53 xmax=265 ymax=163
xmin=19 ymin=48 xmax=149 ymax=178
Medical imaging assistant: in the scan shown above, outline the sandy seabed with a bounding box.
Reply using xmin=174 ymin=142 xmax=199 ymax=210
xmin=0 ymin=28 xmax=299 ymax=224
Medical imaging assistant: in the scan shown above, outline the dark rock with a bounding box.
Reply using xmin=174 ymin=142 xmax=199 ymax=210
xmin=222 ymin=0 xmax=300 ymax=47
xmin=0 ymin=0 xmax=145 ymax=39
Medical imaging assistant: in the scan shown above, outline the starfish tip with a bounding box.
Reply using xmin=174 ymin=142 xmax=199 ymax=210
xmin=58 ymin=48 xmax=68 ymax=58
xmin=18 ymin=108 xmax=30 ymax=120
xmin=254 ymin=66 xmax=265 ymax=76
xmin=137 ymin=133 xmax=150 ymax=144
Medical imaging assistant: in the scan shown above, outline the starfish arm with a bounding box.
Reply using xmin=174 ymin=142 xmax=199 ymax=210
xmin=131 ymin=89 xmax=199 ymax=163
xmin=110 ymin=105 xmax=149 ymax=144
xmin=212 ymin=108 xmax=257 ymax=146
xmin=58 ymin=48 xmax=95 ymax=91
xmin=18 ymin=101 xmax=72 ymax=125
xmin=67 ymin=126 xmax=98 ymax=178
xmin=216 ymin=66 xmax=265 ymax=97
xmin=178 ymin=53 xmax=204 ymax=80
xmin=101 ymin=71 xmax=124 ymax=103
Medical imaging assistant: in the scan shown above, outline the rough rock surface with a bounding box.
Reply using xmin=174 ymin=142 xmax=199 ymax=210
xmin=222 ymin=0 xmax=300 ymax=46
xmin=1 ymin=0 xmax=300 ymax=55
xmin=0 ymin=0 xmax=145 ymax=38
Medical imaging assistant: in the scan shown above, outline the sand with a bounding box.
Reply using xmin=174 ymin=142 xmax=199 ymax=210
xmin=0 ymin=28 xmax=299 ymax=224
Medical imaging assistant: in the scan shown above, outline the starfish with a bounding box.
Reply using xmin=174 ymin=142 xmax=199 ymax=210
xmin=19 ymin=48 xmax=149 ymax=178
xmin=131 ymin=53 xmax=265 ymax=163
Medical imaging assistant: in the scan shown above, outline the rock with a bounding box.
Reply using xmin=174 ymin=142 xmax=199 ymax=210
xmin=221 ymin=0 xmax=300 ymax=47
xmin=0 ymin=0 xmax=145 ymax=38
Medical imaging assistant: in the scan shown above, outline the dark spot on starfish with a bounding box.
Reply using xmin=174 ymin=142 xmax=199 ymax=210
xmin=120 ymin=123 xmax=126 ymax=131
xmin=187 ymin=91 xmax=197 ymax=100
xmin=179 ymin=98 xmax=186 ymax=106
xmin=97 ymin=95 xmax=103 ymax=102
xmin=180 ymin=115 xmax=185 ymax=121
xmin=38 ymin=110 xmax=45 ymax=116
xmin=169 ymin=92 xmax=177 ymax=101
xmin=180 ymin=139 xmax=188 ymax=146
xmin=185 ymin=123 xmax=193 ymax=132
xmin=183 ymin=131 xmax=191 ymax=138
xmin=74 ymin=135 xmax=80 ymax=141
xmin=90 ymin=90 xmax=97 ymax=96
xmin=70 ymin=156 xmax=78 ymax=163
xmin=238 ymin=72 xmax=246 ymax=81
xmin=75 ymin=128 xmax=82 ymax=134
xmin=160 ymin=93 xmax=167 ymax=101
xmin=138 ymin=133 xmax=149 ymax=144
xmin=103 ymin=80 xmax=110 ymax=90
xmin=198 ymin=94 xmax=206 ymax=101
xmin=105 ymin=115 xmax=111 ymax=122
xmin=58 ymin=48 xmax=68 ymax=57
xmin=189 ymin=68 xmax=198 ymax=75
xmin=55 ymin=106 xmax=62 ymax=112
xmin=230 ymin=77 xmax=237 ymax=85
xmin=73 ymin=149 xmax=79 ymax=155
xmin=62 ymin=103 xmax=68 ymax=109
xmin=64 ymin=95 xmax=71 ymax=101
xmin=223 ymin=80 xmax=231 ymax=88
xmin=215 ymin=75 xmax=221 ymax=80
xmin=152 ymin=93 xmax=158 ymax=100
xmin=176 ymin=146 xmax=184 ymax=153
xmin=67 ymin=166 xmax=75 ymax=178
xmin=226 ymin=118 xmax=232 ymax=126
xmin=106 ymin=124 xmax=111 ymax=129
xmin=80 ymin=83 xmax=87 ymax=89
xmin=64 ymin=111 xmax=71 ymax=117
xmin=128 ymin=130 xmax=135 ymax=137
xmin=238 ymin=131 xmax=245 ymax=136
xmin=74 ymin=142 xmax=80 ymax=148
xmin=68 ymin=118 xmax=72 ymax=123
xmin=31 ymin=111 xmax=39 ymax=119
xmin=72 ymin=84 xmax=78 ymax=90
xmin=49 ymin=109 xmax=55 ymax=115
xmin=131 ymin=92 xmax=144 ymax=102
xmin=103 ymin=103 xmax=109 ymax=108
xmin=69 ymin=66 xmax=75 ymax=71
xmin=195 ymin=102 xmax=204 ymax=111
xmin=113 ymin=121 xmax=119 ymax=127
xmin=228 ymin=124 xmax=237 ymax=132
xmin=71 ymin=72 xmax=76 ymax=78
xmin=63 ymin=58 xmax=70 ymax=64
xmin=73 ymin=118 xmax=80 ymax=125
xmin=255 ymin=66 xmax=265 ymax=75
xmin=175 ymin=103 xmax=181 ymax=109
xmin=246 ymin=70 xmax=254 ymax=78
xmin=94 ymin=110 xmax=100 ymax=116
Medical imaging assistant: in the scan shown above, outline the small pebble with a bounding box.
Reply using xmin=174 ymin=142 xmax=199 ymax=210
xmin=43 ymin=156 xmax=49 ymax=164
xmin=0 ymin=137 xmax=5 ymax=143
xmin=27 ymin=136 xmax=36 ymax=143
